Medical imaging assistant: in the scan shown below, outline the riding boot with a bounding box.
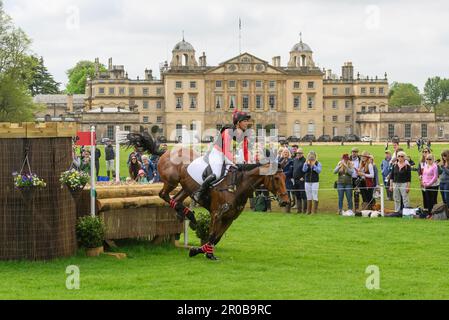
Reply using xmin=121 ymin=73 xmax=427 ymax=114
xmin=307 ymin=200 xmax=313 ymax=214
xmin=312 ymin=200 xmax=319 ymax=214
xmin=107 ymin=170 xmax=110 ymax=179
xmin=296 ymin=198 xmax=303 ymax=213
xmin=193 ymin=174 xmax=216 ymax=202
xmin=303 ymin=199 xmax=308 ymax=213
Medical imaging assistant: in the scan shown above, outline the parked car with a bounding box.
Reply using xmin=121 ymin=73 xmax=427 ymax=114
xmin=287 ymin=135 xmax=301 ymax=143
xmin=301 ymin=134 xmax=316 ymax=142
xmin=361 ymin=136 xmax=373 ymax=142
xmin=345 ymin=134 xmax=360 ymax=142
xmin=332 ymin=136 xmax=346 ymax=142
xmin=317 ymin=135 xmax=331 ymax=142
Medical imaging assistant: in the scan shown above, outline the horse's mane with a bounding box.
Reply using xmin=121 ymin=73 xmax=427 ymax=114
xmin=126 ymin=132 xmax=165 ymax=156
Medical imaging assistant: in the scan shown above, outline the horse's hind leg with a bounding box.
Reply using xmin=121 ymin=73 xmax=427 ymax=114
xmin=172 ymin=189 xmax=197 ymax=230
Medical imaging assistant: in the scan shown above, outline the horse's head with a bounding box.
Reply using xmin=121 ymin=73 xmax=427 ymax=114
xmin=262 ymin=165 xmax=289 ymax=207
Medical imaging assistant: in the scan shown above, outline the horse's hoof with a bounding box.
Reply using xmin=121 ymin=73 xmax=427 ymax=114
xmin=206 ymin=253 xmax=218 ymax=261
xmin=189 ymin=247 xmax=202 ymax=258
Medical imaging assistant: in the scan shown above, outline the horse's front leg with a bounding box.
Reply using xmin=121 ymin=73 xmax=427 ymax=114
xmin=171 ymin=189 xmax=197 ymax=230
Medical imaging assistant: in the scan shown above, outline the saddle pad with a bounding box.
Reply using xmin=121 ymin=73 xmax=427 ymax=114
xmin=187 ymin=156 xmax=209 ymax=185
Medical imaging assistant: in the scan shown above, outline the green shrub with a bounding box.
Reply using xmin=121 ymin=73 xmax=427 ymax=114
xmin=194 ymin=211 xmax=211 ymax=244
xmin=76 ymin=216 xmax=106 ymax=248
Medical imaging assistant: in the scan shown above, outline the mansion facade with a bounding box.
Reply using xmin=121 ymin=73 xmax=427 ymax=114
xmin=36 ymin=36 xmax=448 ymax=141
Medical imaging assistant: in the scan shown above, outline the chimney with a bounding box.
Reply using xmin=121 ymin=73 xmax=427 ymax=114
xmin=342 ymin=61 xmax=354 ymax=80
xmin=200 ymin=52 xmax=207 ymax=67
xmin=326 ymin=69 xmax=332 ymax=79
xmin=145 ymin=69 xmax=153 ymax=80
xmin=108 ymin=58 xmax=112 ymax=70
xmin=272 ymin=56 xmax=281 ymax=67
xmin=67 ymin=94 xmax=74 ymax=113
xmin=94 ymin=58 xmax=99 ymax=76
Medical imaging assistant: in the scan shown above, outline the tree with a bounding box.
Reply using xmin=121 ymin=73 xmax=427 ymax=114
xmin=0 ymin=1 xmax=41 ymax=121
xmin=435 ymin=100 xmax=449 ymax=117
xmin=423 ymin=77 xmax=442 ymax=108
xmin=66 ymin=60 xmax=106 ymax=94
xmin=388 ymin=82 xmax=422 ymax=107
xmin=28 ymin=56 xmax=60 ymax=96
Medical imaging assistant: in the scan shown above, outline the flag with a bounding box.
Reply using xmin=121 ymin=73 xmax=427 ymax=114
xmin=75 ymin=131 xmax=96 ymax=146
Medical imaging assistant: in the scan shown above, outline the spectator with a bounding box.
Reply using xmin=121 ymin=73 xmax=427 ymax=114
xmin=141 ymin=155 xmax=156 ymax=183
xmin=94 ymin=148 xmax=101 ymax=178
xmin=417 ymin=147 xmax=431 ymax=210
xmin=302 ymin=151 xmax=322 ymax=214
xmin=334 ymin=154 xmax=354 ymax=215
xmin=291 ymin=145 xmax=299 ymax=157
xmin=72 ymin=145 xmax=81 ymax=170
xmin=350 ymin=147 xmax=361 ymax=211
xmin=389 ymin=151 xmax=411 ymax=213
xmin=279 ymin=147 xmax=294 ymax=213
xmin=293 ymin=148 xmax=307 ymax=213
xmin=127 ymin=146 xmax=142 ymax=166
xmin=80 ymin=151 xmax=91 ymax=174
xmin=381 ymin=150 xmax=393 ymax=200
xmin=439 ymin=150 xmax=449 ymax=206
xmin=151 ymin=154 xmax=161 ymax=183
xmin=406 ymin=139 xmax=411 ymax=149
xmin=129 ymin=155 xmax=141 ymax=181
xmin=357 ymin=151 xmax=375 ymax=210
xmin=390 ymin=140 xmax=401 ymax=164
xmin=427 ymin=139 xmax=432 ymax=150
xmin=105 ymin=141 xmax=115 ymax=179
xmin=421 ymin=153 xmax=439 ymax=213
xmin=137 ymin=169 xmax=148 ymax=184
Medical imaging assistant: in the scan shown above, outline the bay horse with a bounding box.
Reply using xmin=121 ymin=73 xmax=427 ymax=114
xmin=127 ymin=133 xmax=290 ymax=260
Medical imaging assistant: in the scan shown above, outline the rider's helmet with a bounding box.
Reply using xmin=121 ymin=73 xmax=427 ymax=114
xmin=232 ymin=110 xmax=251 ymax=126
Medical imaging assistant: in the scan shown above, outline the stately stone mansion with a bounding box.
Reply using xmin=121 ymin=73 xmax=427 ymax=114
xmin=35 ymin=36 xmax=448 ymax=141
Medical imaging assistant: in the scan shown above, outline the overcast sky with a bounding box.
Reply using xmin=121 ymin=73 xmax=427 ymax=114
xmin=4 ymin=0 xmax=449 ymax=91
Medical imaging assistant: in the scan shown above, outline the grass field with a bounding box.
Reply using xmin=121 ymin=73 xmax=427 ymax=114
xmin=1 ymin=211 xmax=449 ymax=299
xmin=94 ymin=142 xmax=449 ymax=212
xmin=1 ymin=143 xmax=448 ymax=300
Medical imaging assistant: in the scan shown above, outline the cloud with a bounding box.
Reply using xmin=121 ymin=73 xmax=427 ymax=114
xmin=4 ymin=0 xmax=449 ymax=90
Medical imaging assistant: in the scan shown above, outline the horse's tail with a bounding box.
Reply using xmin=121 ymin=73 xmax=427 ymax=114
xmin=126 ymin=132 xmax=165 ymax=157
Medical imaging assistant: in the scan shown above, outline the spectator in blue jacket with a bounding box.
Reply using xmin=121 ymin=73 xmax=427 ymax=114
xmin=302 ymin=151 xmax=322 ymax=214
xmin=381 ymin=150 xmax=393 ymax=200
xmin=141 ymin=155 xmax=156 ymax=183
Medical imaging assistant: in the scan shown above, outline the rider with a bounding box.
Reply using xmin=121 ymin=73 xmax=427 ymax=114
xmin=193 ymin=110 xmax=251 ymax=201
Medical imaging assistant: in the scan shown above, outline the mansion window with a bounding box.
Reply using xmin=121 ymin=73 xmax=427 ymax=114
xmin=308 ymin=121 xmax=315 ymax=134
xmin=190 ymin=81 xmax=197 ymax=89
xmin=242 ymin=95 xmax=249 ymax=110
xmin=156 ymin=88 xmax=163 ymax=95
xmin=379 ymin=87 xmax=385 ymax=95
xmin=215 ymin=81 xmax=222 ymax=89
xmin=124 ymin=125 xmax=131 ymax=132
xmin=332 ymin=100 xmax=338 ymax=109
xmin=228 ymin=80 xmax=236 ymax=89
xmin=345 ymin=87 xmax=351 ymax=95
xmin=388 ymin=124 xmax=395 ymax=138
xmin=269 ymin=81 xmax=276 ymax=90
xmin=229 ymin=95 xmax=236 ymax=109
xmin=129 ymin=100 xmax=135 ymax=108
xmin=269 ymin=95 xmax=276 ymax=109
xmin=332 ymin=116 xmax=338 ymax=122
xmin=175 ymin=81 xmax=182 ymax=89
xmin=421 ymin=124 xmax=428 ymax=138
xmin=176 ymin=124 xmax=183 ymax=137
xmin=307 ymin=96 xmax=314 ymax=109
xmin=332 ymin=88 xmax=338 ymax=95
xmin=99 ymin=87 xmax=105 ymax=94
xmin=189 ymin=95 xmax=197 ymax=109
xmin=405 ymin=124 xmax=411 ymax=138
xmin=143 ymin=116 xmax=149 ymax=123
xmin=370 ymin=87 xmax=376 ymax=94
xmin=175 ymin=95 xmax=183 ymax=109
xmin=119 ymin=87 xmax=125 ymax=95
xmin=294 ymin=81 xmax=300 ymax=89
xmin=361 ymin=87 xmax=366 ymax=95
xmin=143 ymin=101 xmax=149 ymax=110
xmin=308 ymin=81 xmax=314 ymax=89
xmin=345 ymin=115 xmax=351 ymax=122
xmin=157 ymin=116 xmax=163 ymax=123
xmin=439 ymin=126 xmax=444 ymax=138
xmin=156 ymin=101 xmax=162 ymax=109
xmin=215 ymin=95 xmax=222 ymax=109
xmin=256 ymin=80 xmax=263 ymax=89
xmin=256 ymin=95 xmax=263 ymax=109
xmin=242 ymin=80 xmax=249 ymax=89
xmin=108 ymin=87 xmax=115 ymax=95
xmin=345 ymin=100 xmax=351 ymax=109
xmin=293 ymin=96 xmax=301 ymax=109
xmin=143 ymin=88 xmax=149 ymax=96
xmin=107 ymin=126 xmax=114 ymax=140
xmin=129 ymin=88 xmax=135 ymax=96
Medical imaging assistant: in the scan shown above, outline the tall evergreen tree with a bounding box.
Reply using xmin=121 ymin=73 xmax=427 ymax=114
xmin=28 ymin=56 xmax=60 ymax=96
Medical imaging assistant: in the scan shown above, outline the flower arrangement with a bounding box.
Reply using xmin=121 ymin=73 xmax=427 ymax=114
xmin=60 ymin=169 xmax=89 ymax=190
xmin=13 ymin=172 xmax=47 ymax=188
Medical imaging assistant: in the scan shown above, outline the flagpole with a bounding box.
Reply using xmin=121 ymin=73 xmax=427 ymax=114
xmin=90 ymin=125 xmax=96 ymax=217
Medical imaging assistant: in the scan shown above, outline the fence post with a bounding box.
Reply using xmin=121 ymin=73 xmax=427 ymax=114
xmin=380 ymin=184 xmax=385 ymax=216
xmin=90 ymin=125 xmax=96 ymax=217
xmin=115 ymin=125 xmax=120 ymax=183
xmin=184 ymin=220 xmax=188 ymax=247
